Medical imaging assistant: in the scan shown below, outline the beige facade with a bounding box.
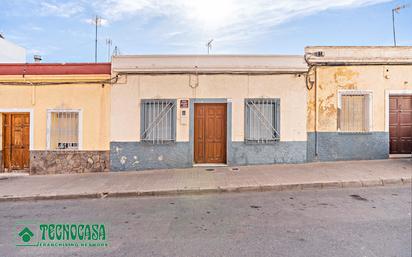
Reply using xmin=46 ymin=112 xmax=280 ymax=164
xmin=0 ymin=75 xmax=111 ymax=150
xmin=110 ymin=55 xmax=309 ymax=170
xmin=111 ymin=74 xmax=307 ymax=143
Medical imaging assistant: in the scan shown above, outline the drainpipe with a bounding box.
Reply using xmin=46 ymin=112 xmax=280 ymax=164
xmin=30 ymin=82 xmax=36 ymax=105
xmin=314 ymin=67 xmax=318 ymax=158
xmin=305 ymin=52 xmax=321 ymax=160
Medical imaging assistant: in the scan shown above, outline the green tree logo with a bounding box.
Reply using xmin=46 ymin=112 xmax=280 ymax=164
xmin=18 ymin=227 xmax=34 ymax=243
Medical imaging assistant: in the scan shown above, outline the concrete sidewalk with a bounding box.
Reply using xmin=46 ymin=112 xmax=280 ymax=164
xmin=0 ymin=159 xmax=410 ymax=202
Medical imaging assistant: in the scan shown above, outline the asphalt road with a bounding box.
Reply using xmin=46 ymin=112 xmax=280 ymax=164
xmin=0 ymin=186 xmax=411 ymax=257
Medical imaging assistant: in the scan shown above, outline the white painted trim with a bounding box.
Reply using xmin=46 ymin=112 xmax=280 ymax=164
xmin=193 ymin=164 xmax=228 ymax=167
xmin=337 ymin=90 xmax=373 ymax=132
xmin=385 ymin=89 xmax=412 ymax=132
xmin=0 ymin=108 xmax=34 ymax=150
xmin=46 ymin=109 xmax=83 ymax=150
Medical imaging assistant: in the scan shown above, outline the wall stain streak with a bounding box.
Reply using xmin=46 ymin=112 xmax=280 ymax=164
xmin=318 ymin=94 xmax=337 ymax=116
xmin=334 ymin=68 xmax=359 ymax=89
xmin=334 ymin=67 xmax=359 ymax=83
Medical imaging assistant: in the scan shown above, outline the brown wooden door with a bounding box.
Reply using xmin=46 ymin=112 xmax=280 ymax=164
xmin=2 ymin=113 xmax=30 ymax=171
xmin=194 ymin=103 xmax=227 ymax=163
xmin=389 ymin=96 xmax=412 ymax=154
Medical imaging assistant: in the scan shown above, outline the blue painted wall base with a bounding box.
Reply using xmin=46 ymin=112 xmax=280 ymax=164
xmin=229 ymin=141 xmax=307 ymax=165
xmin=110 ymin=133 xmax=389 ymax=171
xmin=110 ymin=142 xmax=192 ymax=171
xmin=307 ymin=132 xmax=389 ymax=162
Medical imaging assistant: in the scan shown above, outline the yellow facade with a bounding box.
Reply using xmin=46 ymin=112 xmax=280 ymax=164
xmin=0 ymin=74 xmax=111 ymax=151
xmin=307 ymin=65 xmax=412 ymax=132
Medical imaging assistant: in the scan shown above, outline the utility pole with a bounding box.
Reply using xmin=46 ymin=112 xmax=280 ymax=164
xmin=94 ymin=15 xmax=102 ymax=62
xmin=392 ymin=4 xmax=409 ymax=46
xmin=106 ymin=38 xmax=112 ymax=62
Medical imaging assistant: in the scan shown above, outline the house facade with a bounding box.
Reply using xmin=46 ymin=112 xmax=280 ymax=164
xmin=305 ymin=46 xmax=412 ymax=161
xmin=0 ymin=46 xmax=410 ymax=175
xmin=110 ymin=55 xmax=309 ymax=171
xmin=0 ymin=63 xmax=111 ymax=174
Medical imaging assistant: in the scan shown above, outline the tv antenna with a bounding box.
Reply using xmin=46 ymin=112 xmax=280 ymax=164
xmin=392 ymin=4 xmax=410 ymax=46
xmin=113 ymin=46 xmax=120 ymax=56
xmin=106 ymin=38 xmax=112 ymax=62
xmin=91 ymin=15 xmax=102 ymax=62
xmin=206 ymin=39 xmax=214 ymax=54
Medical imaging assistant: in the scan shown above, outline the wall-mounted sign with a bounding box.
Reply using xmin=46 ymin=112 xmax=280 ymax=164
xmin=180 ymin=99 xmax=189 ymax=108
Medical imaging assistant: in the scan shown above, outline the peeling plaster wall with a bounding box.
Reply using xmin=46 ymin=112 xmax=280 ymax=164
xmin=307 ymin=65 xmax=412 ymax=161
xmin=307 ymin=65 xmax=412 ymax=132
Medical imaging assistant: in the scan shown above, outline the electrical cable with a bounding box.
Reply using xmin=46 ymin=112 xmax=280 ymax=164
xmin=0 ymin=76 xmax=118 ymax=86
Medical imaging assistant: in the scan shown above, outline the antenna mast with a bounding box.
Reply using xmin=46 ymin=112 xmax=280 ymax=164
xmin=206 ymin=39 xmax=214 ymax=54
xmin=93 ymin=15 xmax=102 ymax=62
xmin=106 ymin=38 xmax=112 ymax=62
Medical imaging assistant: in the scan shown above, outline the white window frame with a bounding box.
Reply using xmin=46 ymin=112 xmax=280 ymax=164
xmin=337 ymin=90 xmax=373 ymax=133
xmin=46 ymin=109 xmax=83 ymax=150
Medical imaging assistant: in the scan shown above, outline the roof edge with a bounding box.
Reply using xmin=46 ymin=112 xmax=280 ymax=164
xmin=0 ymin=63 xmax=111 ymax=75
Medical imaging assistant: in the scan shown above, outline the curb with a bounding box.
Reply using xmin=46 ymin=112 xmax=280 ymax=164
xmin=0 ymin=178 xmax=410 ymax=203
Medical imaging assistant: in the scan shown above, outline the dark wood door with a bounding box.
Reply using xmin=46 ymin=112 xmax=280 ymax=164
xmin=389 ymin=96 xmax=412 ymax=154
xmin=194 ymin=104 xmax=227 ymax=163
xmin=2 ymin=113 xmax=30 ymax=171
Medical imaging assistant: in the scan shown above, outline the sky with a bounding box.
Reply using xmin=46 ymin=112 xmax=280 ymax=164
xmin=0 ymin=0 xmax=411 ymax=63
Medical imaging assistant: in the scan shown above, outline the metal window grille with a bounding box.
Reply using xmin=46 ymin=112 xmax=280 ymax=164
xmin=339 ymin=94 xmax=370 ymax=132
xmin=141 ymin=100 xmax=176 ymax=144
xmin=245 ymin=99 xmax=280 ymax=143
xmin=50 ymin=111 xmax=79 ymax=150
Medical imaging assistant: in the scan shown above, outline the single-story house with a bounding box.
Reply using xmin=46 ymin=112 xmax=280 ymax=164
xmin=0 ymin=63 xmax=111 ymax=174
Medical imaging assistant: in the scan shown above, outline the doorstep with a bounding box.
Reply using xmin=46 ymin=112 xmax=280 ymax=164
xmin=193 ymin=163 xmax=228 ymax=167
xmin=390 ymin=154 xmax=412 ymax=159
xmin=0 ymin=171 xmax=29 ymax=177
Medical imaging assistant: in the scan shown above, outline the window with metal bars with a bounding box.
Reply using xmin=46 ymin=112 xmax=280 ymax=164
xmin=141 ymin=99 xmax=176 ymax=144
xmin=338 ymin=92 xmax=372 ymax=133
xmin=245 ymin=99 xmax=280 ymax=143
xmin=48 ymin=111 xmax=80 ymax=150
